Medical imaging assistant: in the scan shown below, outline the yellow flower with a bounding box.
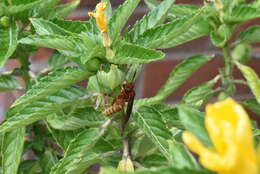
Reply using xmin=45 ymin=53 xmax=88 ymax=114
xmin=88 ymin=2 xmax=107 ymax=32
xmin=182 ymin=98 xmax=259 ymax=174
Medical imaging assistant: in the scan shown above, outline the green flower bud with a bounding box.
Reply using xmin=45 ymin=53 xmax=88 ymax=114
xmin=232 ymin=43 xmax=251 ymax=64
xmin=210 ymin=24 xmax=232 ymax=48
xmin=96 ymin=65 xmax=125 ymax=91
xmin=117 ymin=157 xmax=134 ymax=172
xmin=0 ymin=16 xmax=10 ymax=27
xmin=85 ymin=58 xmax=101 ymax=73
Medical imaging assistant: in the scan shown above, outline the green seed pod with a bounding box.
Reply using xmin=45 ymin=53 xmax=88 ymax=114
xmin=232 ymin=43 xmax=252 ymax=64
xmin=85 ymin=58 xmax=102 ymax=73
xmin=96 ymin=65 xmax=125 ymax=91
xmin=210 ymin=24 xmax=232 ymax=48
xmin=0 ymin=16 xmax=10 ymax=27
xmin=218 ymin=92 xmax=228 ymax=101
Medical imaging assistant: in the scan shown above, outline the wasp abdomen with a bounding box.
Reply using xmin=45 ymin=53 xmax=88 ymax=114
xmin=102 ymin=103 xmax=125 ymax=116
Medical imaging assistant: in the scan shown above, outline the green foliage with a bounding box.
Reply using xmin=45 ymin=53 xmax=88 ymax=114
xmin=0 ymin=75 xmax=21 ymax=92
xmin=135 ymin=55 xmax=211 ymax=106
xmin=0 ymin=23 xmax=18 ymax=67
xmin=236 ymin=63 xmax=260 ymax=104
xmin=1 ymin=0 xmax=260 ymax=173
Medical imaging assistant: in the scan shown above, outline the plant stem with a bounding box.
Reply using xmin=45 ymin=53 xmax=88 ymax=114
xmin=222 ymin=46 xmax=235 ymax=96
xmin=19 ymin=53 xmax=31 ymax=88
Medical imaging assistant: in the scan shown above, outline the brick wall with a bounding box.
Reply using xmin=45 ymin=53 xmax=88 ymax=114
xmin=1 ymin=0 xmax=260 ymax=119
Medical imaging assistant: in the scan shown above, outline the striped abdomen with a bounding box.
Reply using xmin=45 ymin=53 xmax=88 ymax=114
xmin=102 ymin=102 xmax=125 ymax=116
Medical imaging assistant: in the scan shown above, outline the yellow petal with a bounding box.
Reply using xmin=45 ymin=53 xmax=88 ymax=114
xmin=88 ymin=2 xmax=107 ymax=32
xmin=183 ymin=98 xmax=259 ymax=174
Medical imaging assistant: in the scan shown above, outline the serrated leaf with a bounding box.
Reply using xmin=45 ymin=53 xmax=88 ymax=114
xmin=134 ymin=106 xmax=172 ymax=160
xmin=47 ymin=125 xmax=81 ymax=150
xmin=50 ymin=127 xmax=109 ymax=174
xmin=101 ymin=166 xmax=211 ymax=174
xmin=243 ymin=98 xmax=260 ymax=115
xmin=160 ymin=20 xmax=210 ymax=48
xmin=178 ymin=106 xmax=212 ymax=146
xmin=30 ymin=18 xmax=72 ymax=36
xmin=135 ymin=11 xmax=206 ymax=49
xmin=224 ymin=5 xmax=260 ymax=22
xmin=12 ymin=66 xmax=90 ymax=108
xmin=128 ymin=0 xmax=175 ymax=42
xmin=40 ymin=149 xmax=58 ymax=174
xmin=51 ymin=18 xmax=92 ymax=34
xmin=47 ymin=106 xmax=105 ymax=130
xmin=0 ymin=23 xmax=18 ymax=67
xmin=181 ymin=78 xmax=217 ymax=108
xmin=168 ymin=140 xmax=200 ymax=170
xmin=5 ymin=0 xmax=43 ymax=16
xmin=0 ymin=128 xmax=25 ymax=174
xmin=0 ymin=75 xmax=21 ymax=92
xmin=45 ymin=0 xmax=80 ymax=19
xmin=19 ymin=35 xmax=86 ymax=57
xmin=108 ymin=0 xmax=140 ymax=41
xmin=108 ymin=42 xmax=165 ymax=64
xmin=48 ymin=51 xmax=69 ymax=69
xmin=144 ymin=0 xmax=198 ymax=17
xmin=33 ymin=0 xmax=63 ymax=17
xmin=236 ymin=63 xmax=260 ymax=104
xmin=135 ymin=55 xmax=211 ymax=106
xmin=237 ymin=25 xmax=260 ymax=43
xmin=152 ymin=104 xmax=181 ymax=128
xmin=0 ymin=85 xmax=85 ymax=133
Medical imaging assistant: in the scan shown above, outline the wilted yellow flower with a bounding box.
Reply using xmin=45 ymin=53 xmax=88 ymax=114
xmin=88 ymin=2 xmax=107 ymax=32
xmin=182 ymin=98 xmax=259 ymax=174
xmin=117 ymin=157 xmax=134 ymax=172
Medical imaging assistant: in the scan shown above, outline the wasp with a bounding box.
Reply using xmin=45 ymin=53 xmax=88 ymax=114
xmin=102 ymin=82 xmax=135 ymax=116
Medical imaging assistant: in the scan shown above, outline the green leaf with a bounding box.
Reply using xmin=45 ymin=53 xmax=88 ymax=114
xmin=224 ymin=5 xmax=260 ymax=23
xmin=237 ymin=25 xmax=260 ymax=43
xmin=135 ymin=10 xmax=206 ymax=49
xmin=134 ymin=106 xmax=172 ymax=160
xmin=5 ymin=0 xmax=43 ymax=16
xmin=48 ymin=51 xmax=69 ymax=69
xmin=102 ymin=0 xmax=112 ymax=22
xmin=50 ymin=19 xmax=92 ymax=34
xmin=18 ymin=159 xmax=42 ymax=174
xmin=47 ymin=125 xmax=81 ymax=150
xmin=30 ymin=18 xmax=72 ymax=36
xmin=168 ymin=140 xmax=200 ymax=170
xmin=236 ymin=63 xmax=260 ymax=104
xmin=0 ymin=75 xmax=21 ymax=92
xmin=19 ymin=34 xmax=86 ymax=57
xmin=144 ymin=0 xmax=199 ymax=17
xmin=108 ymin=0 xmax=141 ymax=41
xmin=128 ymin=0 xmax=175 ymax=42
xmin=152 ymin=104 xmax=181 ymax=128
xmin=47 ymin=106 xmax=106 ymax=130
xmin=12 ymin=66 xmax=91 ymax=108
xmin=181 ymin=77 xmax=218 ymax=108
xmin=50 ymin=127 xmax=109 ymax=174
xmin=0 ymin=128 xmax=25 ymax=174
xmin=108 ymin=42 xmax=165 ymax=64
xmin=160 ymin=20 xmax=210 ymax=49
xmin=135 ymin=55 xmax=211 ymax=106
xmin=33 ymin=0 xmax=62 ymax=17
xmin=0 ymin=23 xmax=18 ymax=67
xmin=0 ymin=85 xmax=85 ymax=133
xmin=243 ymin=98 xmax=260 ymax=115
xmin=45 ymin=0 xmax=80 ymax=19
xmin=138 ymin=154 xmax=168 ymax=168
xmin=178 ymin=106 xmax=212 ymax=146
xmin=101 ymin=167 xmax=211 ymax=174
xmin=40 ymin=149 xmax=58 ymax=174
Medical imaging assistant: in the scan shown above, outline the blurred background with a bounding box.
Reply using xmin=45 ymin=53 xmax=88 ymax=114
xmin=1 ymin=0 xmax=260 ymax=120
